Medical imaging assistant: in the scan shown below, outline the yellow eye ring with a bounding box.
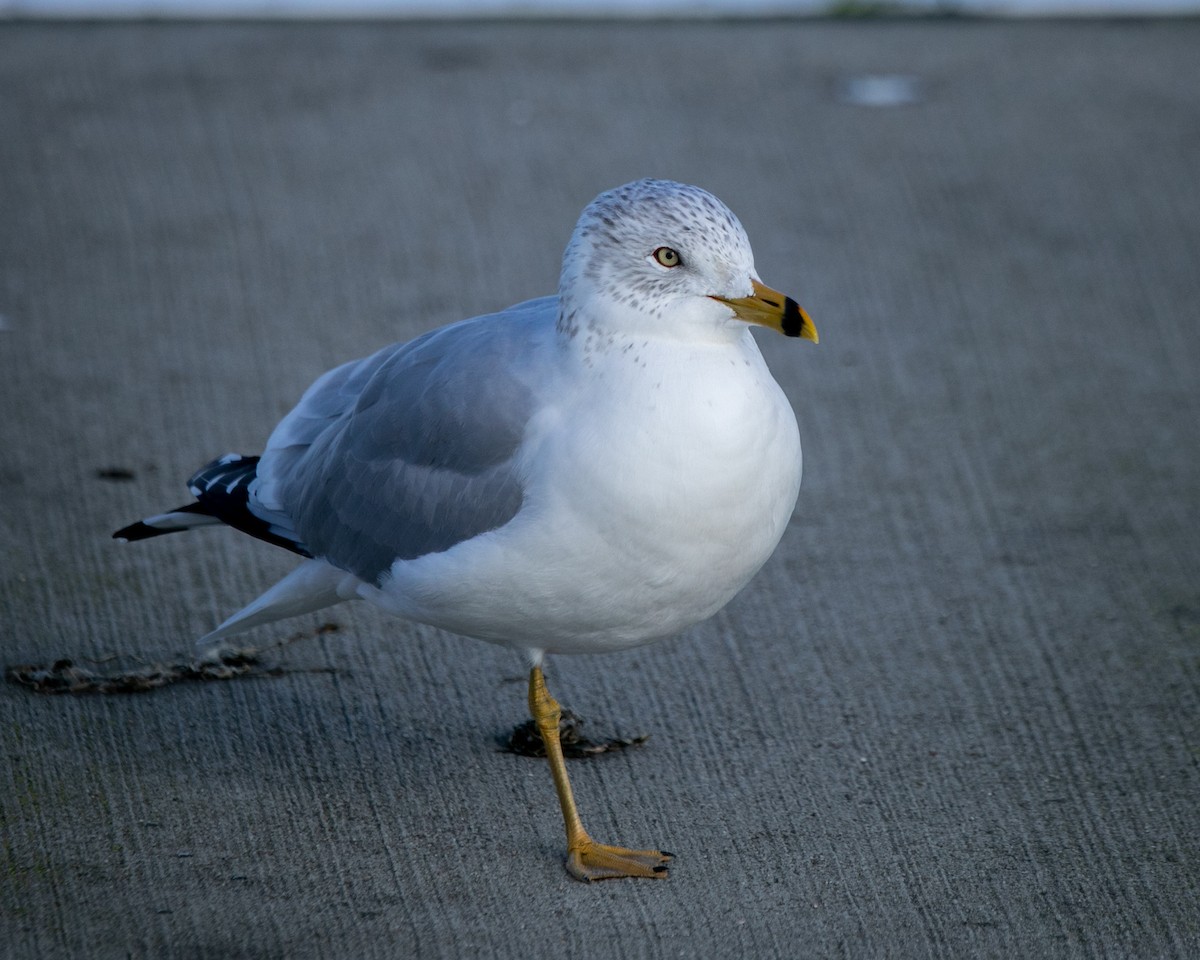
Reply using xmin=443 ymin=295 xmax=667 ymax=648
xmin=652 ymin=247 xmax=681 ymax=268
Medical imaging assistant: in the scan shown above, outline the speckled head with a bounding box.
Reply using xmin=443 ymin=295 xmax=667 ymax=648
xmin=557 ymin=179 xmax=755 ymax=337
xmin=556 ymin=179 xmax=816 ymax=345
xmin=572 ymin=179 xmax=751 ymax=273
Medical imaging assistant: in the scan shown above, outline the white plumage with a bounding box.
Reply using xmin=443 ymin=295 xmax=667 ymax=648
xmin=117 ymin=178 xmax=817 ymax=880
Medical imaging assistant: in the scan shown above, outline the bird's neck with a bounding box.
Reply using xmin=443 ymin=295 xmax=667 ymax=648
xmin=555 ymin=295 xmax=746 ymax=353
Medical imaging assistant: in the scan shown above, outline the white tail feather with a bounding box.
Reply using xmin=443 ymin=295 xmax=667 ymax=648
xmin=197 ymin=559 xmax=361 ymax=649
xmin=143 ymin=511 xmax=223 ymax=531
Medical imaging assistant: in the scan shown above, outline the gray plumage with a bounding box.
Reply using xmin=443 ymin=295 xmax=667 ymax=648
xmin=114 ymin=177 xmax=809 ymax=658
xmin=252 ymin=297 xmax=548 ymax=583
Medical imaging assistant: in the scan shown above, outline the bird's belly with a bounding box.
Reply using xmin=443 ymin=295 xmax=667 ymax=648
xmin=370 ymin=349 xmax=802 ymax=655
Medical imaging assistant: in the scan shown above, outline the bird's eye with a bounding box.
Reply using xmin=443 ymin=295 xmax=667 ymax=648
xmin=652 ymin=247 xmax=681 ymax=268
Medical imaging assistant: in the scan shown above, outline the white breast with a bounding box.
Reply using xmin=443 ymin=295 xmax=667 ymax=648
xmin=370 ymin=330 xmax=801 ymax=656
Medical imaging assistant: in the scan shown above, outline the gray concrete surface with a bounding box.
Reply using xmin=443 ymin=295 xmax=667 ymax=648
xmin=2 ymin=19 xmax=1198 ymax=960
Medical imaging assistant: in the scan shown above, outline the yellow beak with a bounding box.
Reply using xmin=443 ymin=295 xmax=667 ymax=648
xmin=711 ymin=279 xmax=818 ymax=343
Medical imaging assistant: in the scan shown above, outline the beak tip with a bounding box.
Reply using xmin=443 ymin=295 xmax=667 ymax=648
xmin=784 ymin=298 xmax=819 ymax=344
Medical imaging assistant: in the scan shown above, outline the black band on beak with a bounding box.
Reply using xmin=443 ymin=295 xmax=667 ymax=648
xmin=781 ymin=298 xmax=805 ymax=338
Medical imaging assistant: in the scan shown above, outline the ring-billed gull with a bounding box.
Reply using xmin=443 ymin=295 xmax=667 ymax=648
xmin=115 ymin=178 xmax=818 ymax=881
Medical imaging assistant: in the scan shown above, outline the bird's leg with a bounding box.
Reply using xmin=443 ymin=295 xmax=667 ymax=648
xmin=528 ymin=665 xmax=672 ymax=881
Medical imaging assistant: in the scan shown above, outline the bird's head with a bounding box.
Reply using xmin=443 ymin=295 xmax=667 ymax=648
xmin=558 ymin=178 xmax=817 ymax=345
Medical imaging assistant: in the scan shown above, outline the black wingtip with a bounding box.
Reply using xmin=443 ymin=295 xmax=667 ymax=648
xmin=112 ymin=520 xmax=188 ymax=543
xmin=113 ymin=501 xmax=213 ymax=543
xmin=114 ymin=456 xmax=309 ymax=557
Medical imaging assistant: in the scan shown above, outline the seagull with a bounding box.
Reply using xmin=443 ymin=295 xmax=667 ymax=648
xmin=115 ymin=178 xmax=818 ymax=881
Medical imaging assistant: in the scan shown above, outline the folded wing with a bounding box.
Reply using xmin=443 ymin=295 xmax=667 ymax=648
xmin=253 ymin=298 xmax=552 ymax=585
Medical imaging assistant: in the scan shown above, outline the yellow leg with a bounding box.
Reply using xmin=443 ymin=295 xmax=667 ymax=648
xmin=528 ymin=665 xmax=672 ymax=881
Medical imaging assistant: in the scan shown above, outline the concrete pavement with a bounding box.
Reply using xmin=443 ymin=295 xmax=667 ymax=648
xmin=2 ymin=19 xmax=1198 ymax=959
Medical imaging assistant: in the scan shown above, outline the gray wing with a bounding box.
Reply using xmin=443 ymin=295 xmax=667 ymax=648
xmin=253 ymin=297 xmax=554 ymax=584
